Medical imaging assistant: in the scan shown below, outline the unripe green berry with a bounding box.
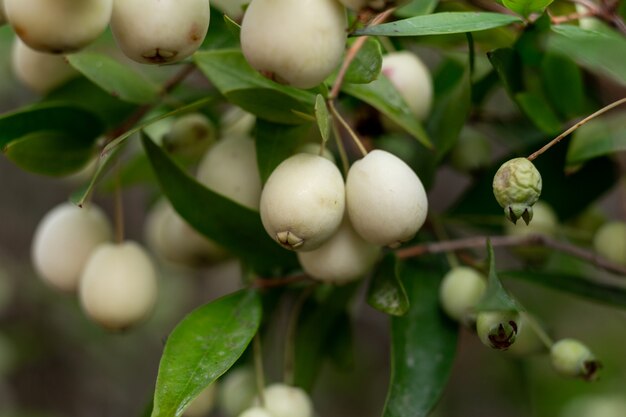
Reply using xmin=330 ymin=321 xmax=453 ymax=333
xmin=476 ymin=311 xmax=519 ymax=350
xmin=550 ymin=338 xmax=601 ymax=381
xmin=163 ymin=113 xmax=216 ymax=158
xmin=449 ymin=127 xmax=491 ymax=173
xmin=439 ymin=267 xmax=486 ymax=323
xmin=493 ymin=157 xmax=542 ymax=225
xmin=592 ymin=221 xmax=626 ymax=266
xmin=218 ymin=367 xmax=257 ymax=417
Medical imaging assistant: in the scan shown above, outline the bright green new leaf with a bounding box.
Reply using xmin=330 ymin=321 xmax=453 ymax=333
xmin=151 ymin=291 xmax=262 ymax=417
xmin=342 ymin=76 xmax=432 ymax=148
xmin=344 ymin=38 xmax=383 ymax=84
xmin=502 ymin=0 xmax=554 ymax=18
xmin=566 ymin=112 xmax=626 ymax=167
xmin=475 ymin=241 xmax=521 ymax=312
xmin=314 ymin=94 xmax=330 ymax=143
xmin=367 ymin=253 xmax=410 ymax=316
xmin=354 ymin=12 xmax=522 ymax=37
xmin=548 ymin=24 xmax=626 ymax=87
xmin=383 ymin=261 xmax=458 ymax=417
xmin=194 ymin=50 xmax=316 ymax=124
xmin=142 ymin=134 xmax=298 ymax=273
xmin=68 ymin=53 xmax=159 ymax=104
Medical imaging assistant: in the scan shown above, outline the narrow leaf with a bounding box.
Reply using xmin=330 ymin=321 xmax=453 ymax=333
xmin=515 ymin=91 xmax=562 ymax=135
xmin=503 ymin=0 xmax=554 ymax=18
xmin=151 ymin=290 xmax=262 ymax=417
xmin=367 ymin=253 xmax=410 ymax=316
xmin=67 ymin=53 xmax=159 ymax=104
xmin=344 ymin=38 xmax=383 ymax=84
xmin=354 ymin=12 xmax=522 ymax=37
xmin=383 ymin=261 xmax=458 ymax=417
xmin=314 ymin=95 xmax=330 ymax=143
xmin=342 ymin=76 xmax=432 ymax=148
xmin=475 ymin=241 xmax=521 ymax=312
xmin=566 ymin=112 xmax=626 ymax=167
xmin=194 ymin=50 xmax=316 ymax=124
xmin=142 ymin=134 xmax=298 ymax=273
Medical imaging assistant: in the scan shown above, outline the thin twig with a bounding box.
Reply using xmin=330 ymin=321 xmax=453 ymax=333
xmin=252 ymin=275 xmax=310 ymax=289
xmin=528 ymin=97 xmax=626 ymax=161
xmin=395 ymin=233 xmax=626 ymax=276
xmin=328 ymin=100 xmax=368 ymax=157
xmin=283 ymin=285 xmax=316 ymax=385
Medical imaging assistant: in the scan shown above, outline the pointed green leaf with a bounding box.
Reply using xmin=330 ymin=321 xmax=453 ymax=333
xmin=541 ymin=53 xmax=587 ymax=119
xmin=255 ymin=120 xmax=313 ymax=183
xmin=396 ymin=0 xmax=438 ymax=18
xmin=475 ymin=241 xmax=521 ymax=312
xmin=314 ymin=95 xmax=330 ymax=143
xmin=194 ymin=50 xmax=316 ymax=124
xmin=151 ymin=290 xmax=262 ymax=417
xmin=503 ymin=0 xmax=553 ymax=17
xmin=142 ymin=134 xmax=298 ymax=273
xmin=383 ymin=261 xmax=458 ymax=417
xmin=67 ymin=53 xmax=159 ymax=104
xmin=548 ymin=24 xmax=626 ymax=87
xmin=367 ymin=253 xmax=410 ymax=316
xmin=354 ymin=12 xmax=522 ymax=37
xmin=566 ymin=112 xmax=626 ymax=167
xmin=515 ymin=91 xmax=562 ymax=135
xmin=342 ymin=76 xmax=432 ymax=148
xmin=344 ymin=38 xmax=383 ymax=84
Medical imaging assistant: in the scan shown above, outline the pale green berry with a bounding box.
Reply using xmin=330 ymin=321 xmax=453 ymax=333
xmin=476 ymin=311 xmax=519 ymax=350
xmin=260 ymin=384 xmax=313 ymax=417
xmin=592 ymin=221 xmax=626 ymax=266
xmin=493 ymin=157 xmax=542 ymax=225
xmin=218 ymin=367 xmax=257 ymax=417
xmin=238 ymin=407 xmax=274 ymax=417
xmin=439 ymin=267 xmax=486 ymax=323
xmin=560 ymin=395 xmax=626 ymax=417
xmin=550 ymin=338 xmax=600 ymax=380
xmin=449 ymin=127 xmax=491 ymax=173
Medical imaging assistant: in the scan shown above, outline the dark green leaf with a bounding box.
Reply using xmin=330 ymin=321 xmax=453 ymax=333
xmin=152 ymin=291 xmax=261 ymax=417
xmin=67 ymin=53 xmax=159 ymax=104
xmin=502 ymin=0 xmax=553 ymax=18
xmin=502 ymin=270 xmax=626 ymax=309
xmin=354 ymin=12 xmax=522 ymax=37
xmin=475 ymin=241 xmax=521 ymax=312
xmin=488 ymin=48 xmax=524 ymax=96
xmin=314 ymin=94 xmax=330 ymax=143
xmin=342 ymin=77 xmax=432 ymax=148
xmin=396 ymin=0 xmax=438 ymax=17
xmin=383 ymin=261 xmax=458 ymax=417
xmin=541 ymin=53 xmax=587 ymax=119
xmin=566 ymin=112 xmax=626 ymax=167
xmin=515 ymin=92 xmax=562 ymax=135
xmin=202 ymin=7 xmax=240 ymax=49
xmin=142 ymin=134 xmax=298 ymax=273
xmin=367 ymin=253 xmax=409 ymax=316
xmin=194 ymin=50 xmax=316 ymax=124
xmin=255 ymin=120 xmax=313 ymax=183
xmin=548 ymin=24 xmax=626 ymax=87
xmin=344 ymin=38 xmax=383 ymax=84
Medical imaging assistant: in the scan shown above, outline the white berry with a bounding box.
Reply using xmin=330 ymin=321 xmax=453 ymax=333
xmin=6 ymin=0 xmax=112 ymax=53
xmin=79 ymin=242 xmax=158 ymax=330
xmin=346 ymin=150 xmax=428 ymax=247
xmin=382 ymin=51 xmax=433 ymax=121
xmin=110 ymin=0 xmax=210 ymax=64
xmin=262 ymin=383 xmax=313 ymax=417
xmin=32 ymin=203 xmax=112 ymax=292
xmin=241 ymin=0 xmax=347 ymax=89
xmin=218 ymin=367 xmax=257 ymax=417
xmin=238 ymin=407 xmax=274 ymax=417
xmin=260 ymin=153 xmax=345 ymax=251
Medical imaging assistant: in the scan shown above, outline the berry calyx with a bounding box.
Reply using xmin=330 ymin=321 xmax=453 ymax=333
xmin=476 ymin=311 xmax=519 ymax=350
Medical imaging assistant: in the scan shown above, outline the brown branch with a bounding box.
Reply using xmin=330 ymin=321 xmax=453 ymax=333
xmin=252 ymin=274 xmax=311 ymax=289
xmin=396 ymin=234 xmax=626 ymax=276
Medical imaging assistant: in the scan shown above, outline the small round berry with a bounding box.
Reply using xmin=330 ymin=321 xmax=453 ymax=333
xmin=79 ymin=241 xmax=158 ymax=330
xmin=32 ymin=203 xmax=112 ymax=292
xmin=346 ymin=150 xmax=428 ymax=247
xmin=262 ymin=383 xmax=313 ymax=417
xmin=162 ymin=113 xmax=216 ymax=158
xmin=493 ymin=157 xmax=542 ymax=225
xmin=260 ymin=153 xmax=345 ymax=251
xmin=218 ymin=367 xmax=257 ymax=417
xmin=238 ymin=407 xmax=274 ymax=417
xmin=476 ymin=311 xmax=519 ymax=350
xmin=550 ymin=338 xmax=601 ymax=381
xmin=449 ymin=127 xmax=491 ymax=173
xmin=560 ymin=395 xmax=626 ymax=417
xmin=439 ymin=267 xmax=486 ymax=323
xmin=592 ymin=221 xmax=626 ymax=266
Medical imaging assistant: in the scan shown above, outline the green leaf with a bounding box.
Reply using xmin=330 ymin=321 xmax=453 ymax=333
xmin=194 ymin=50 xmax=316 ymax=124
xmin=255 ymin=120 xmax=313 ymax=183
xmin=383 ymin=261 xmax=458 ymax=417
xmin=487 ymin=48 xmax=524 ymax=96
xmin=475 ymin=241 xmax=521 ymax=312
xmin=342 ymin=77 xmax=432 ymax=148
xmin=142 ymin=134 xmax=298 ymax=273
xmin=501 ymin=270 xmax=626 ymax=309
xmin=566 ymin=112 xmax=626 ymax=167
xmin=202 ymin=7 xmax=240 ymax=49
xmin=344 ymin=38 xmax=383 ymax=84
xmin=502 ymin=0 xmax=553 ymax=18
xmin=354 ymin=12 xmax=522 ymax=37
xmin=367 ymin=253 xmax=410 ymax=316
xmin=541 ymin=53 xmax=587 ymax=119
xmin=151 ymin=290 xmax=261 ymax=417
xmin=67 ymin=53 xmax=159 ymax=104
xmin=515 ymin=91 xmax=562 ymax=135
xmin=548 ymin=24 xmax=626 ymax=87
xmin=396 ymin=0 xmax=438 ymax=18
xmin=314 ymin=95 xmax=330 ymax=144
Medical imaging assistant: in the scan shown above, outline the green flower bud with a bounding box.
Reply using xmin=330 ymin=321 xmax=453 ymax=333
xmin=476 ymin=311 xmax=519 ymax=350
xmin=492 ymin=157 xmax=542 ymax=225
xmin=550 ymin=338 xmax=601 ymax=381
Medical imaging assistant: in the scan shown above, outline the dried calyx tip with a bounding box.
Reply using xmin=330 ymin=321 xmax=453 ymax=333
xmin=276 ymin=231 xmax=304 ymax=249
